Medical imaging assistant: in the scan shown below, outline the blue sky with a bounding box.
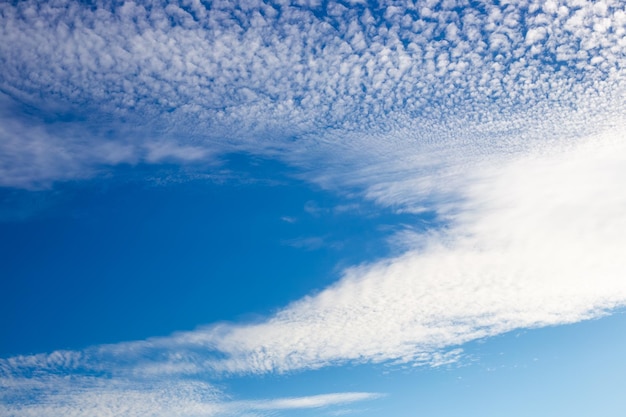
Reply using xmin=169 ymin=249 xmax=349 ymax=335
xmin=2 ymin=0 xmax=626 ymax=416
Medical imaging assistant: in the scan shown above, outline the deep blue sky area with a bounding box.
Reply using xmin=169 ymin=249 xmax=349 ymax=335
xmin=0 ymin=156 xmax=425 ymax=356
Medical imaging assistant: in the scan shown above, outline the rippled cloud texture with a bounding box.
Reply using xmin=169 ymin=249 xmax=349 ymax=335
xmin=1 ymin=0 xmax=626 ymax=415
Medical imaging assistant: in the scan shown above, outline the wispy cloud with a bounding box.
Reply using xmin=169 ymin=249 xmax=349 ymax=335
xmin=0 ymin=371 xmax=381 ymax=417
xmin=232 ymin=392 xmax=384 ymax=412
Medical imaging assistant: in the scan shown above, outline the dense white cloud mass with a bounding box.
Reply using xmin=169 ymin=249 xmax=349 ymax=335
xmin=195 ymin=130 xmax=626 ymax=373
xmin=2 ymin=0 xmax=626 ymax=415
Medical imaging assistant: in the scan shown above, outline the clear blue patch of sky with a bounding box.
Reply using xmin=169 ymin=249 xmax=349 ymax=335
xmin=0 ymin=154 xmax=436 ymax=357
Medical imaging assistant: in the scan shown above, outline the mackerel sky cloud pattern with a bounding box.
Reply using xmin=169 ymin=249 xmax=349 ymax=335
xmin=1 ymin=0 xmax=625 ymax=188
xmin=1 ymin=0 xmax=626 ymax=416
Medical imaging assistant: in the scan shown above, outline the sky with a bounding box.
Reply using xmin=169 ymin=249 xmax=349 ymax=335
xmin=1 ymin=0 xmax=626 ymax=416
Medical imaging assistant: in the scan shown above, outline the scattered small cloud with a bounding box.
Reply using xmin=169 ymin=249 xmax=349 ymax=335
xmin=332 ymin=203 xmax=362 ymax=215
xmin=282 ymin=235 xmax=326 ymax=251
xmin=303 ymin=200 xmax=327 ymax=217
xmin=282 ymin=235 xmax=343 ymax=251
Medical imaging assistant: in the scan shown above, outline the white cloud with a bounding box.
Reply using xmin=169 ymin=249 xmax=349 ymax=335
xmin=525 ymin=26 xmax=547 ymax=45
xmin=137 ymin=127 xmax=626 ymax=375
